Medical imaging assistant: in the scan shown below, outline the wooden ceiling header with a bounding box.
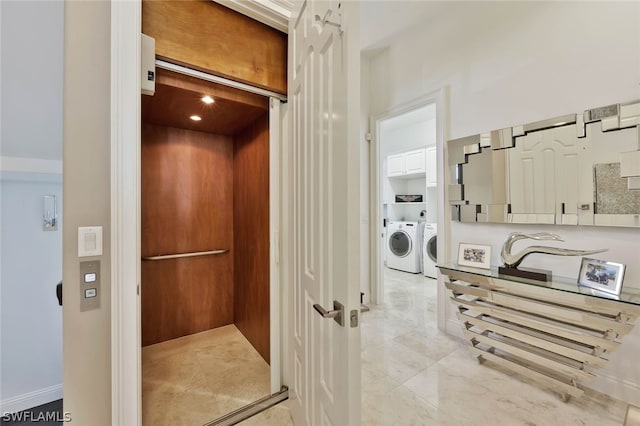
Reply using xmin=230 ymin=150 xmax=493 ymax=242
xmin=142 ymin=0 xmax=288 ymax=95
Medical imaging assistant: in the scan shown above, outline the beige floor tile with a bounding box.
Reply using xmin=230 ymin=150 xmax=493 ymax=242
xmin=361 ymin=267 xmax=628 ymax=426
xmin=362 ymin=385 xmax=438 ymax=426
xmin=142 ymin=325 xmax=272 ymax=426
xmin=143 ymin=267 xmax=630 ymax=425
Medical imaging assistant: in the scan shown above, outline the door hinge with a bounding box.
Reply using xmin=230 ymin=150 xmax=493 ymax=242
xmin=365 ymin=132 xmax=372 ymax=142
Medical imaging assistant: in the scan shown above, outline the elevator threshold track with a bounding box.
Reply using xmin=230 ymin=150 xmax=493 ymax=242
xmin=203 ymin=387 xmax=289 ymax=426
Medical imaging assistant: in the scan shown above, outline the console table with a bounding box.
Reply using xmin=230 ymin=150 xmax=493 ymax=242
xmin=438 ymin=264 xmax=640 ymax=401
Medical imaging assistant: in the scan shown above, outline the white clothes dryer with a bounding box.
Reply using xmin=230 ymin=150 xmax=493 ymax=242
xmin=386 ymin=221 xmax=423 ymax=274
xmin=423 ymin=223 xmax=437 ymax=278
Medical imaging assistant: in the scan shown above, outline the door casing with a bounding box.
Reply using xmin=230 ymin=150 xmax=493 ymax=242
xmin=369 ymin=91 xmax=450 ymax=333
xmin=109 ymin=2 xmax=287 ymax=423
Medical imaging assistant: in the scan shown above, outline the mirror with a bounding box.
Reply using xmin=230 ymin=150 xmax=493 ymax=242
xmin=449 ymin=101 xmax=640 ymax=227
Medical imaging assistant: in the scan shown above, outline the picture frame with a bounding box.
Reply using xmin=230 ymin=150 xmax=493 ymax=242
xmin=457 ymin=243 xmax=492 ymax=269
xmin=578 ymin=257 xmax=625 ymax=296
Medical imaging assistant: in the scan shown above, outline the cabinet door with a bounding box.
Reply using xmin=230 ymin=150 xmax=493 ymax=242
xmin=405 ymin=148 xmax=426 ymax=174
xmin=426 ymin=146 xmax=437 ymax=186
xmin=387 ymin=153 xmax=405 ymax=177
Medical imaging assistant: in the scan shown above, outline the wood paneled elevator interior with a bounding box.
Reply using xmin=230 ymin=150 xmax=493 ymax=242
xmin=141 ymin=68 xmax=270 ymax=361
xmin=139 ymin=2 xmax=286 ymax=422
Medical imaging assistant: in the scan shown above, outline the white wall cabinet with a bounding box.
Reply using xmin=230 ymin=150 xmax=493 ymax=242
xmin=387 ymin=148 xmax=425 ymax=178
xmin=426 ymin=146 xmax=437 ymax=187
xmin=387 ymin=153 xmax=405 ymax=177
xmin=405 ymin=149 xmax=425 ymax=174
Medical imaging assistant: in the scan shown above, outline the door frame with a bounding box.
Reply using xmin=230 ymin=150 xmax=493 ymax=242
xmin=110 ymin=2 xmax=287 ymax=423
xmin=368 ymin=89 xmax=450 ymax=330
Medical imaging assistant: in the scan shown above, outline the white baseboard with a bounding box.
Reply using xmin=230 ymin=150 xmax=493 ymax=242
xmin=0 ymin=384 xmax=63 ymax=415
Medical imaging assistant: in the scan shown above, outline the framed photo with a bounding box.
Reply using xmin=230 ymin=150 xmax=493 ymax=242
xmin=457 ymin=243 xmax=492 ymax=269
xmin=578 ymin=258 xmax=625 ymax=295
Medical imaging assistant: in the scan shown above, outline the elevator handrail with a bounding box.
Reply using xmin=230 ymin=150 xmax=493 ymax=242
xmin=141 ymin=249 xmax=229 ymax=261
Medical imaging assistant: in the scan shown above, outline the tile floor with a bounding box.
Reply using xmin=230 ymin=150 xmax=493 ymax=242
xmin=144 ymin=269 xmax=630 ymax=425
xmin=360 ymin=267 xmax=629 ymax=425
xmin=142 ymin=325 xmax=273 ymax=426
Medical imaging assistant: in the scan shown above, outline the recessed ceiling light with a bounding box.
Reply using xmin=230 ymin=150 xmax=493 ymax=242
xmin=190 ymin=115 xmax=202 ymax=121
xmin=201 ymin=95 xmax=214 ymax=104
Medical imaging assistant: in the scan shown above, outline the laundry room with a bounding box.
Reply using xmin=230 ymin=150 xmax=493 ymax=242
xmin=381 ymin=104 xmax=438 ymax=280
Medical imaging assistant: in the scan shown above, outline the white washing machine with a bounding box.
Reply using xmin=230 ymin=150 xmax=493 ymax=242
xmin=423 ymin=223 xmax=438 ymax=278
xmin=386 ymin=221 xmax=423 ymax=274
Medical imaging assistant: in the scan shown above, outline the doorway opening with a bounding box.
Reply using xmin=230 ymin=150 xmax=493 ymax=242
xmin=140 ymin=67 xmax=282 ymax=425
xmin=374 ymin=103 xmax=438 ymax=302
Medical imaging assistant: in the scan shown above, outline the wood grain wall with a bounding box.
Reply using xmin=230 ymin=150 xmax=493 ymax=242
xmin=142 ymin=0 xmax=287 ymax=94
xmin=141 ymin=123 xmax=234 ymax=346
xmin=233 ymin=113 xmax=270 ymax=363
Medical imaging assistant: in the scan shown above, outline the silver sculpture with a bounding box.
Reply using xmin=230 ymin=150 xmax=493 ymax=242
xmin=501 ymin=232 xmax=607 ymax=268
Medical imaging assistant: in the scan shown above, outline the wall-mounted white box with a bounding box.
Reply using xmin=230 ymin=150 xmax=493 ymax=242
xmin=141 ymin=33 xmax=155 ymax=96
xmin=78 ymin=226 xmax=103 ymax=257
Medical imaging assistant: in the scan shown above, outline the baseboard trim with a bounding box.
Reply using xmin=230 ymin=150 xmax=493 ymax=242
xmin=0 ymin=384 xmax=63 ymax=415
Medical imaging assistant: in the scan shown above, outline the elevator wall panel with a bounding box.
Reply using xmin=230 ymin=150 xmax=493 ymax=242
xmin=141 ymin=123 xmax=234 ymax=346
xmin=233 ymin=114 xmax=270 ymax=362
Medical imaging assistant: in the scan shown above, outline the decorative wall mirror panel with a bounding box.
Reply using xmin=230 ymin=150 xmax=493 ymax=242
xmin=449 ymin=101 xmax=640 ymax=227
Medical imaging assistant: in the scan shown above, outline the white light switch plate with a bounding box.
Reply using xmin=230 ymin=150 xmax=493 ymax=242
xmin=78 ymin=226 xmax=103 ymax=257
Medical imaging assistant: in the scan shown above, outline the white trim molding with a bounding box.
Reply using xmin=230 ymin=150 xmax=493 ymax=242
xmin=110 ymin=1 xmax=142 ymax=425
xmin=269 ymin=98 xmax=283 ymax=394
xmin=212 ymin=0 xmax=293 ymax=33
xmin=0 ymin=156 xmax=62 ymax=175
xmin=368 ymin=88 xmax=448 ymax=330
xmin=0 ymin=384 xmax=63 ymax=415
xmin=435 ymin=86 xmax=450 ymax=332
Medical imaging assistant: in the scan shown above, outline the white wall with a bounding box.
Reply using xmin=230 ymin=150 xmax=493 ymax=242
xmin=1 ymin=1 xmax=63 ymax=161
xmin=364 ymin=1 xmax=640 ymax=405
xmin=62 ymin=2 xmax=112 ymax=423
xmin=0 ymin=0 xmax=64 ymax=413
xmin=0 ymin=175 xmax=63 ymax=413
